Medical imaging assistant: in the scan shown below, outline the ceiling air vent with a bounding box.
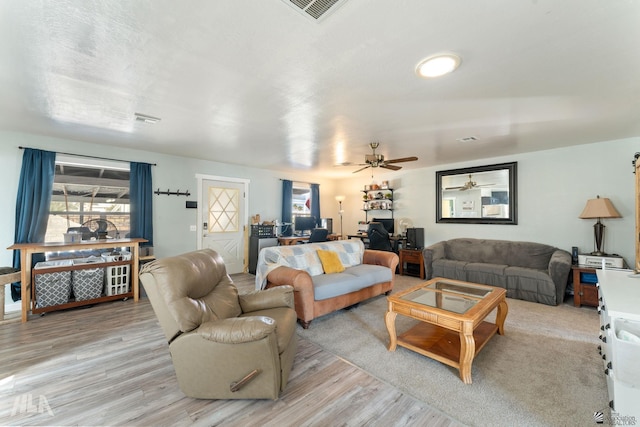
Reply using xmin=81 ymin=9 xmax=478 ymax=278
xmin=284 ymin=0 xmax=347 ymax=21
xmin=456 ymin=136 xmax=479 ymax=142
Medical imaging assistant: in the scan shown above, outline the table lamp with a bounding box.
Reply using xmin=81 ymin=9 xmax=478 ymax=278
xmin=579 ymin=195 xmax=621 ymax=256
xmin=335 ymin=195 xmax=345 ymax=238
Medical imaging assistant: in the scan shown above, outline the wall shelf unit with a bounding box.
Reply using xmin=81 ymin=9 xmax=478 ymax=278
xmin=362 ymin=188 xmax=394 ymax=223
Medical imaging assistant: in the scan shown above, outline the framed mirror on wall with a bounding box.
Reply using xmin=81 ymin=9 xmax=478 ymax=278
xmin=436 ymin=162 xmax=518 ymax=225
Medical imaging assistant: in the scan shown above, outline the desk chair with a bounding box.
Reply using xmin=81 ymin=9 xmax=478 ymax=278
xmin=307 ymin=228 xmax=329 ymax=243
xmin=367 ymin=222 xmax=393 ymax=252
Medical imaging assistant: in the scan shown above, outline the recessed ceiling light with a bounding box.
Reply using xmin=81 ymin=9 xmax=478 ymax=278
xmin=135 ymin=112 xmax=161 ymax=124
xmin=415 ymin=53 xmax=461 ymax=78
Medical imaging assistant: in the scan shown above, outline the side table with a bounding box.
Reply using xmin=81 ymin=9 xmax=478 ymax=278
xmin=399 ymin=249 xmax=425 ymax=279
xmin=572 ymin=265 xmax=599 ymax=307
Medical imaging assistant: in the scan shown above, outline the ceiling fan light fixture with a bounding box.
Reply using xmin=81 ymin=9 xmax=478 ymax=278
xmin=415 ymin=53 xmax=461 ymax=78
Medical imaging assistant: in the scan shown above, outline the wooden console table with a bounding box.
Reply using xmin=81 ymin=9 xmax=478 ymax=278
xmin=7 ymin=238 xmax=146 ymax=322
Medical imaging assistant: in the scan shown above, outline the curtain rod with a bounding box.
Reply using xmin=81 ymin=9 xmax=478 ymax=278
xmin=18 ymin=146 xmax=157 ymax=166
xmin=279 ymin=178 xmax=318 ymax=185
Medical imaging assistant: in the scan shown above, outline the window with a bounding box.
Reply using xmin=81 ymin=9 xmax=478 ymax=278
xmin=292 ymin=183 xmax=311 ymax=215
xmin=44 ymin=158 xmax=131 ymax=242
xmin=291 ymin=182 xmax=312 ymax=233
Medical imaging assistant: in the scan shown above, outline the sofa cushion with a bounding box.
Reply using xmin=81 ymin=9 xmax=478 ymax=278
xmin=433 ymin=259 xmax=468 ymax=281
xmin=505 ymin=266 xmax=556 ymax=304
xmin=464 ymin=263 xmax=508 ymax=289
xmin=317 ymin=249 xmax=345 ymax=274
xmin=444 ymin=238 xmax=556 ymax=270
xmin=312 ymin=264 xmax=392 ymax=300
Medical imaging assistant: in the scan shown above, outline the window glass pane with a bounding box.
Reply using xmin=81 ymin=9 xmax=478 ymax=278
xmin=292 ymin=183 xmax=311 ymax=214
xmin=208 ymin=187 xmax=239 ymax=233
xmin=45 ymin=163 xmax=130 ymax=242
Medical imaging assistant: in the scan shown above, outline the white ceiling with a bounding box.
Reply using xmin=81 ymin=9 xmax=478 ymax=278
xmin=1 ymin=1 xmax=639 ymax=177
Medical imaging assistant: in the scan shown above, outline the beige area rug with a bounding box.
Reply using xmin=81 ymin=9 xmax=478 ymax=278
xmin=296 ymin=275 xmax=609 ymax=427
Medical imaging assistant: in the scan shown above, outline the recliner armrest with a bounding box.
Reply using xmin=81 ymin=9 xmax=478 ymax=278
xmin=239 ymin=285 xmax=295 ymax=312
xmin=197 ymin=316 xmax=276 ymax=344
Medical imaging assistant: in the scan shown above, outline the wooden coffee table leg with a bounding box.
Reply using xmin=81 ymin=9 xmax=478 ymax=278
xmin=459 ymin=327 xmax=475 ymax=384
xmin=496 ymin=299 xmax=508 ymax=335
xmin=385 ymin=310 xmax=398 ymax=351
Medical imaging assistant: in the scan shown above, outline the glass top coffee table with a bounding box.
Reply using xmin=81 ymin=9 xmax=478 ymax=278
xmin=385 ymin=277 xmax=508 ymax=384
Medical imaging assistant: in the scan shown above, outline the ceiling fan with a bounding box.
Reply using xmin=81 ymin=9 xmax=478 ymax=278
xmin=445 ymin=174 xmax=495 ymax=191
xmin=348 ymin=142 xmax=418 ymax=173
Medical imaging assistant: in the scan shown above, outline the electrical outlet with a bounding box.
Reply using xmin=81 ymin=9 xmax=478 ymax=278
xmin=189 ymin=225 xmax=197 ymax=232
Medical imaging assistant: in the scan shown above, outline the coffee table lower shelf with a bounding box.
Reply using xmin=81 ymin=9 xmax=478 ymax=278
xmin=397 ymin=320 xmax=499 ymax=370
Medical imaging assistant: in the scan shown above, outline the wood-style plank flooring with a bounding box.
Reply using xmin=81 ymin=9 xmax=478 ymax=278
xmin=0 ymin=274 xmax=460 ymax=427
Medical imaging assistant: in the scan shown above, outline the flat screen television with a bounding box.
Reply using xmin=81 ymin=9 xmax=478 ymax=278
xmin=372 ymin=218 xmax=394 ymax=235
xmin=293 ymin=216 xmax=317 ymax=235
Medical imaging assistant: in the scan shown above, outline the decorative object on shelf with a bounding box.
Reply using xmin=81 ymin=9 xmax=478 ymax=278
xmin=579 ymin=195 xmax=622 ymax=256
xmin=154 ymin=188 xmax=191 ymax=196
xmin=335 ymin=195 xmax=345 ymax=238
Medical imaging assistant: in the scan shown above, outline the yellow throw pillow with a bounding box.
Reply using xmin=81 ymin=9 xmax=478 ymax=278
xmin=317 ymin=249 xmax=345 ymax=274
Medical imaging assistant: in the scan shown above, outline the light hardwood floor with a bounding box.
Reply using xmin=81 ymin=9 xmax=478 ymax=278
xmin=0 ymin=274 xmax=460 ymax=427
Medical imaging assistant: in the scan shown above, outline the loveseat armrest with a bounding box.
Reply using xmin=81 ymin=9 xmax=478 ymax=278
xmin=197 ymin=316 xmax=276 ymax=344
xmin=266 ymin=266 xmax=315 ymax=324
xmin=363 ymin=249 xmax=399 ymax=271
xmin=239 ymin=285 xmax=295 ymax=312
xmin=423 ymin=241 xmax=446 ymax=279
xmin=548 ymin=249 xmax=572 ymax=305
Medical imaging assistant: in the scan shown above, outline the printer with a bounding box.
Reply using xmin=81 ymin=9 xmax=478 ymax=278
xmin=578 ymin=254 xmax=625 ymax=269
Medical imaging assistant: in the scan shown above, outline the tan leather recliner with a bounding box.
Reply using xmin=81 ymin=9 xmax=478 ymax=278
xmin=139 ymin=249 xmax=297 ymax=399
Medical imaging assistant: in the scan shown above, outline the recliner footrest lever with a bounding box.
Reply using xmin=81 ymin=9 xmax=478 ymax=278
xmin=230 ymin=369 xmax=262 ymax=392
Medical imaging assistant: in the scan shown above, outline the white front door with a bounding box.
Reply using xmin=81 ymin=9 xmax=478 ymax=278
xmin=198 ymin=176 xmax=248 ymax=274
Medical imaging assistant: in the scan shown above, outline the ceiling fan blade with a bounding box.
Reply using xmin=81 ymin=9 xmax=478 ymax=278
xmin=352 ymin=165 xmax=372 ymax=173
xmin=384 ymin=156 xmax=418 ymax=164
xmin=381 ymin=164 xmax=402 ymax=171
xmin=445 ymin=186 xmax=464 ymax=190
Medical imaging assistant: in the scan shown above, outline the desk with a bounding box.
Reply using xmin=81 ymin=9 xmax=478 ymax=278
xmin=278 ymin=236 xmax=308 ymax=245
xmin=8 ymin=238 xmax=146 ymax=322
xmin=278 ymin=234 xmax=340 ymax=246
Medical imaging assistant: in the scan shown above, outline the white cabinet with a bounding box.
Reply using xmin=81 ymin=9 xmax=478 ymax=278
xmin=596 ymin=269 xmax=640 ymax=421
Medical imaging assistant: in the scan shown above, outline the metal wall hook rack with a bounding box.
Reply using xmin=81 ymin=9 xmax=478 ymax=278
xmin=154 ymin=188 xmax=191 ymax=197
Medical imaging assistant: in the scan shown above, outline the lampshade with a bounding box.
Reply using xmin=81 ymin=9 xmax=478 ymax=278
xmin=335 ymin=195 xmax=345 ymax=203
xmin=579 ymin=196 xmax=621 ymax=219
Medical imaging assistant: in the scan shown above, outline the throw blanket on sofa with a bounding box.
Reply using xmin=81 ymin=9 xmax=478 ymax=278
xmin=255 ymin=239 xmax=365 ymax=290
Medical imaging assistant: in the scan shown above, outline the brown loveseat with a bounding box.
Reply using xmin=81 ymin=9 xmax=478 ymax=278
xmin=140 ymin=249 xmax=297 ymax=399
xmin=256 ymin=240 xmax=398 ymax=328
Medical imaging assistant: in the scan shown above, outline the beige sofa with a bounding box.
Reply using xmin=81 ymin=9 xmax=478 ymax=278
xmin=423 ymin=238 xmax=572 ymax=306
xmin=140 ymin=249 xmax=297 ymax=399
xmin=256 ymin=240 xmax=398 ymax=328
